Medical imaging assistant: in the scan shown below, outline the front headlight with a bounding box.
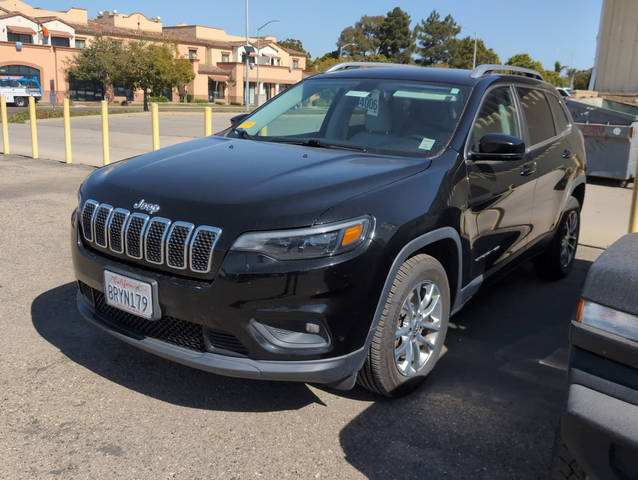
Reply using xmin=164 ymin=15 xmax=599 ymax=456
xmin=576 ymin=298 xmax=638 ymax=343
xmin=231 ymin=216 xmax=373 ymax=260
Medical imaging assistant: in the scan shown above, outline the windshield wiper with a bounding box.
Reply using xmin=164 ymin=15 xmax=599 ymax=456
xmin=266 ymin=137 xmax=368 ymax=153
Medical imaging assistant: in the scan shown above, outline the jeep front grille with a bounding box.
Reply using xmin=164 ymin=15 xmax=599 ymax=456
xmin=80 ymin=199 xmax=221 ymax=273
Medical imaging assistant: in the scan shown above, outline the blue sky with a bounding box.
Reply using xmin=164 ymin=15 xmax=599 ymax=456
xmin=38 ymin=0 xmax=601 ymax=69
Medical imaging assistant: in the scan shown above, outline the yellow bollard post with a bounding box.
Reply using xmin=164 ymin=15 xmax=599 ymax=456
xmin=29 ymin=96 xmax=38 ymax=159
xmin=63 ymin=98 xmax=72 ymax=164
xmin=1 ymin=95 xmax=9 ymax=154
xmin=629 ymin=163 xmax=638 ymax=233
xmin=204 ymin=106 xmax=212 ymax=137
xmin=101 ymin=100 xmax=110 ymax=166
xmin=151 ymin=103 xmax=159 ymax=151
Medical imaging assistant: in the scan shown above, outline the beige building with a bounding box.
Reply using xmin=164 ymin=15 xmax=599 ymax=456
xmin=0 ymin=0 xmax=308 ymax=103
xmin=590 ymin=0 xmax=638 ymax=93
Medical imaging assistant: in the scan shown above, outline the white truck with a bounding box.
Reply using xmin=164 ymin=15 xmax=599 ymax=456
xmin=0 ymin=76 xmax=42 ymax=107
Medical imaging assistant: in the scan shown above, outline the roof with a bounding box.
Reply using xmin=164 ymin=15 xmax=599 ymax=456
xmin=198 ymin=64 xmax=229 ymax=76
xmin=315 ymin=64 xmax=548 ymax=87
xmin=279 ymin=46 xmax=306 ymax=57
xmin=70 ymin=19 xmax=232 ymax=49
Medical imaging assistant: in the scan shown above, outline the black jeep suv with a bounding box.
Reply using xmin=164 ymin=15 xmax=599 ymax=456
xmin=72 ymin=63 xmax=586 ymax=396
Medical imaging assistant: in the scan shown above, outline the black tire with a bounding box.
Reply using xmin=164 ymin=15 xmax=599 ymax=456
xmin=357 ymin=254 xmax=450 ymax=397
xmin=534 ymin=197 xmax=580 ymax=280
xmin=14 ymin=97 xmax=26 ymax=107
xmin=550 ymin=437 xmax=586 ymax=480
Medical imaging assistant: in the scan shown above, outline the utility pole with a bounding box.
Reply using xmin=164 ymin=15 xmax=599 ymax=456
xmin=244 ymin=0 xmax=249 ymax=111
xmin=472 ymin=32 xmax=477 ymax=69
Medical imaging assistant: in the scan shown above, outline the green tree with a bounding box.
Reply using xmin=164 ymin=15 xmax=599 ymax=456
xmin=66 ymin=36 xmax=124 ymax=100
xmin=542 ymin=70 xmax=568 ymax=87
xmin=572 ymin=69 xmax=592 ymax=90
xmin=277 ymin=38 xmax=306 ymax=53
xmin=119 ymin=42 xmax=194 ymax=111
xmin=378 ymin=7 xmax=413 ymax=63
xmin=414 ymin=10 xmax=460 ymax=65
xmin=506 ymin=53 xmax=544 ymax=72
xmin=337 ymin=15 xmax=384 ymax=57
xmin=448 ymin=36 xmax=500 ymax=69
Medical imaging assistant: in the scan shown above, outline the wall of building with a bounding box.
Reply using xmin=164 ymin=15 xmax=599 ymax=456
xmin=591 ymin=0 xmax=638 ymax=93
xmin=0 ymin=0 xmax=87 ymax=23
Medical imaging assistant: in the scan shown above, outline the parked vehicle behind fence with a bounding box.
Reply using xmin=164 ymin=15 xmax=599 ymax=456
xmin=72 ymin=63 xmax=586 ymax=397
xmin=0 ymin=76 xmax=42 ymax=106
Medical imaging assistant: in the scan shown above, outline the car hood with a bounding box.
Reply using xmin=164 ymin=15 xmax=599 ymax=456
xmin=82 ymin=136 xmax=429 ymax=246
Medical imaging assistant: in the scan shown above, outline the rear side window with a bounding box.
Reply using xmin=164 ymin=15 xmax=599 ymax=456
xmin=516 ymin=87 xmax=556 ymax=145
xmin=546 ymin=94 xmax=570 ymax=133
xmin=471 ymin=87 xmax=521 ymax=151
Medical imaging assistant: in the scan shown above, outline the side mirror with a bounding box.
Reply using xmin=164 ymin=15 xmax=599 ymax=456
xmin=471 ymin=133 xmax=525 ymax=160
xmin=230 ymin=113 xmax=249 ymax=125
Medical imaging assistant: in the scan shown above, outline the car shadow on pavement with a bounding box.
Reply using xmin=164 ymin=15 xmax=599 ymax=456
xmin=339 ymin=259 xmax=592 ymax=480
xmin=31 ymin=282 xmax=325 ymax=412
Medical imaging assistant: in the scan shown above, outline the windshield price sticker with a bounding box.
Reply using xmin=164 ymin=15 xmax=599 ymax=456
xmin=359 ymin=90 xmax=379 ymax=117
xmin=418 ymin=137 xmax=436 ymax=151
xmin=237 ymin=121 xmax=256 ymax=129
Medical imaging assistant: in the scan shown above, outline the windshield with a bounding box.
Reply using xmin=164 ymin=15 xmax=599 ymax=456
xmin=232 ymin=77 xmax=470 ymax=157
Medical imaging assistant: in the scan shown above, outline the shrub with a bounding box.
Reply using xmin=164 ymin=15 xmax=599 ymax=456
xmin=230 ymin=101 xmax=242 ymax=106
xmin=186 ymin=94 xmax=194 ymax=103
xmin=215 ymin=100 xmax=226 ymax=105
xmin=149 ymin=95 xmax=170 ymax=103
xmin=193 ymin=98 xmax=208 ymax=104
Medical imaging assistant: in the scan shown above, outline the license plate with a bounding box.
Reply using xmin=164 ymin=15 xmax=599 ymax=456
xmin=104 ymin=270 xmax=154 ymax=319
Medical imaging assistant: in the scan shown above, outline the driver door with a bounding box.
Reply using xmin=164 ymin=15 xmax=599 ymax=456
xmin=464 ymin=85 xmax=536 ymax=278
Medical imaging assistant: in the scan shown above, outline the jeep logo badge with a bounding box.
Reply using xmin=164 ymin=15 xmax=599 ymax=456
xmin=133 ymin=199 xmax=160 ymax=214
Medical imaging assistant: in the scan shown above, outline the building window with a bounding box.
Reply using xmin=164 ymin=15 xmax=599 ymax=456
xmin=189 ymin=49 xmax=197 ymax=59
xmin=51 ymin=36 xmax=70 ymax=47
xmin=8 ymin=32 xmax=32 ymax=43
xmin=292 ymin=59 xmax=299 ymax=69
xmin=75 ymin=39 xmax=86 ymax=49
xmin=0 ymin=64 xmax=40 ymax=80
xmin=221 ymin=53 xmax=230 ymax=63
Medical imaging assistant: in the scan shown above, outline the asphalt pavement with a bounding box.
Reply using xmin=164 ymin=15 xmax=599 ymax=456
xmin=0 ymin=154 xmax=631 ymax=479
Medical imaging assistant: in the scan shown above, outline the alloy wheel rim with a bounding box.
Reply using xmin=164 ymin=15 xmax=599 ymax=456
xmin=394 ymin=280 xmax=443 ymax=377
xmin=560 ymin=210 xmax=579 ymax=268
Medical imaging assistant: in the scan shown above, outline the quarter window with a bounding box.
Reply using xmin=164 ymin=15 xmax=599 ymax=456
xmin=546 ymin=94 xmax=570 ymax=133
xmin=516 ymin=87 xmax=556 ymax=145
xmin=471 ymin=87 xmax=521 ymax=151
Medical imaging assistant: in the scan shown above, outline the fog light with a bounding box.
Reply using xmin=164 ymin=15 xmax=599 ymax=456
xmin=306 ymin=322 xmax=321 ymax=334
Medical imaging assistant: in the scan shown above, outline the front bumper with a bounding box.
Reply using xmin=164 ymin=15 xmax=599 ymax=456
xmin=77 ymin=290 xmax=365 ymax=384
xmin=71 ymin=211 xmax=383 ymax=385
xmin=562 ymin=322 xmax=638 ymax=479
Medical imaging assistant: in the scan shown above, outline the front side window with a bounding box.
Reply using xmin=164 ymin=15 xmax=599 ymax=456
xmin=517 ymin=87 xmax=556 ymax=145
xmin=232 ymin=77 xmax=470 ymax=157
xmin=471 ymin=87 xmax=521 ymax=151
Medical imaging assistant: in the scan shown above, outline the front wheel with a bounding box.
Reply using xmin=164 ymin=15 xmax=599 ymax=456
xmin=14 ymin=96 xmax=27 ymax=107
xmin=534 ymin=197 xmax=580 ymax=280
xmin=357 ymin=254 xmax=450 ymax=397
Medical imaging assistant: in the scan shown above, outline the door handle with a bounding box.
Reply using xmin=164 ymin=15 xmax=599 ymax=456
xmin=520 ymin=161 xmax=536 ymax=176
xmin=561 ymin=150 xmax=572 ymax=159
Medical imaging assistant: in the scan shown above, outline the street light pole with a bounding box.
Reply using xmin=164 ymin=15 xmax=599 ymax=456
xmin=338 ymin=42 xmax=355 ymax=57
xmin=244 ymin=0 xmax=249 ymax=111
xmin=256 ymin=19 xmax=279 ymax=106
xmin=472 ymin=32 xmax=477 ymax=69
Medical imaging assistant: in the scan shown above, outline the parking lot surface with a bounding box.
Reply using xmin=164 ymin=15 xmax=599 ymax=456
xmin=0 ymin=155 xmax=630 ymax=479
xmin=3 ymin=112 xmax=236 ymax=166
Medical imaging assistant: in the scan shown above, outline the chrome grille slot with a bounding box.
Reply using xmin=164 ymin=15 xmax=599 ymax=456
xmin=81 ymin=200 xmax=99 ymax=242
xmin=125 ymin=213 xmax=150 ymax=259
xmin=80 ymin=199 xmax=221 ymax=274
xmin=93 ymin=204 xmax=113 ymax=248
xmin=107 ymin=209 xmax=130 ymax=254
xmin=144 ymin=217 xmax=171 ymax=265
xmin=190 ymin=226 xmax=221 ymax=273
xmin=166 ymin=222 xmax=194 ymax=269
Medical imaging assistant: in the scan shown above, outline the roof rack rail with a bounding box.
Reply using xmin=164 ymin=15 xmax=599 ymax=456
xmin=470 ymin=64 xmax=544 ymax=81
xmin=324 ymin=62 xmax=416 ymax=73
